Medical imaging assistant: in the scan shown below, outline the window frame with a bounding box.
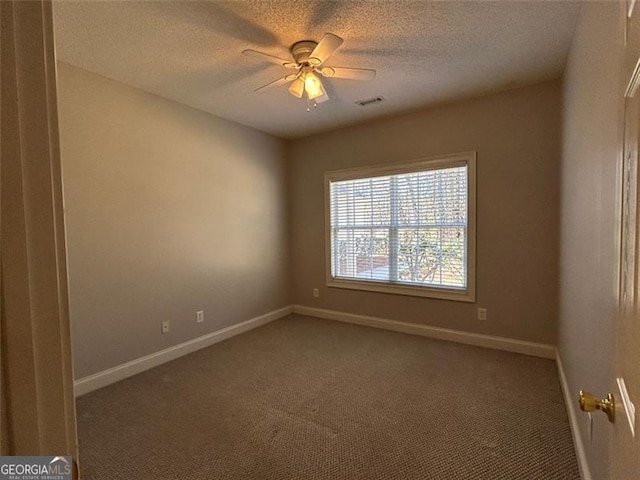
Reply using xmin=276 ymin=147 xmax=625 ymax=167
xmin=324 ymin=151 xmax=477 ymax=303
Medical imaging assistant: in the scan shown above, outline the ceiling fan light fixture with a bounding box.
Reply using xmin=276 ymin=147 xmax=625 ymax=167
xmin=288 ymin=76 xmax=305 ymax=98
xmin=304 ymin=72 xmax=325 ymax=100
xmin=314 ymin=90 xmax=330 ymax=104
xmin=243 ymin=33 xmax=374 ymax=106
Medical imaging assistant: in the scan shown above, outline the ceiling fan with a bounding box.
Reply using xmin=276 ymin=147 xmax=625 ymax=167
xmin=242 ymin=33 xmax=376 ymax=106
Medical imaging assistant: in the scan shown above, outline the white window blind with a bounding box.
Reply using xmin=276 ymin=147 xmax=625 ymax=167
xmin=327 ymin=154 xmax=475 ymax=301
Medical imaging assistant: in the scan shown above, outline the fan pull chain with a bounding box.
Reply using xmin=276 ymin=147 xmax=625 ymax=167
xmin=306 ymin=98 xmax=318 ymax=112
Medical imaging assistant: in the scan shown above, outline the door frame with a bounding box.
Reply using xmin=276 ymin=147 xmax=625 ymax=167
xmin=1 ymin=0 xmax=78 ymax=460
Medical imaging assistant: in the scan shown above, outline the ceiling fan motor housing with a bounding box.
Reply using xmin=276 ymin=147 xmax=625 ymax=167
xmin=291 ymin=41 xmax=318 ymax=65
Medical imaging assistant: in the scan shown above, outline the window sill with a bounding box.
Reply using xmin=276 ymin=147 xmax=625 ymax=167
xmin=327 ymin=277 xmax=475 ymax=303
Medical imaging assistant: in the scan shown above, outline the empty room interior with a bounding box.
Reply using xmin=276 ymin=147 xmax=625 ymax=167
xmin=3 ymin=0 xmax=640 ymax=479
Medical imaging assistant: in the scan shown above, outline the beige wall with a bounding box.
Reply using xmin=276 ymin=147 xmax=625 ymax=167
xmin=289 ymin=81 xmax=561 ymax=344
xmin=57 ymin=63 xmax=290 ymax=379
xmin=559 ymin=3 xmax=624 ymax=479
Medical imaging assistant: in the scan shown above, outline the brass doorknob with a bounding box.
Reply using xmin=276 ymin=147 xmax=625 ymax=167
xmin=578 ymin=390 xmax=615 ymax=423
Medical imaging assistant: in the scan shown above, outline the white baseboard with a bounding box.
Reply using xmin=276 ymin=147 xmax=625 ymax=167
xmin=74 ymin=306 xmax=293 ymax=397
xmin=556 ymin=351 xmax=592 ymax=480
xmin=292 ymin=305 xmax=556 ymax=359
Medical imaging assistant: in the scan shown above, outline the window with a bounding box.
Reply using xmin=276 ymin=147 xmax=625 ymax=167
xmin=325 ymin=152 xmax=476 ymax=302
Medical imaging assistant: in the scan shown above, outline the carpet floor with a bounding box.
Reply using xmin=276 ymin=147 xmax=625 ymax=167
xmin=76 ymin=314 xmax=579 ymax=479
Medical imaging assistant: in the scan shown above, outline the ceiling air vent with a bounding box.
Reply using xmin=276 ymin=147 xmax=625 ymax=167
xmin=355 ymin=96 xmax=385 ymax=107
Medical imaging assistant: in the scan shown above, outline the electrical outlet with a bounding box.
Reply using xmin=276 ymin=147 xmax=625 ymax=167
xmin=161 ymin=320 xmax=170 ymax=334
xmin=313 ymin=288 xmax=319 ymax=298
xmin=477 ymin=308 xmax=487 ymax=321
xmin=196 ymin=310 xmax=204 ymax=323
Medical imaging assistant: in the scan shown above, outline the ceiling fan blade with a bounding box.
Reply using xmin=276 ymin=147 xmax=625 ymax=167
xmin=255 ymin=74 xmax=297 ymax=94
xmin=319 ymin=66 xmax=376 ymax=81
xmin=242 ymin=49 xmax=299 ymax=68
xmin=308 ymin=33 xmax=343 ymax=66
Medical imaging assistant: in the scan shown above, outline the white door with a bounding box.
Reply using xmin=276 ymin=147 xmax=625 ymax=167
xmin=611 ymin=3 xmax=640 ymax=478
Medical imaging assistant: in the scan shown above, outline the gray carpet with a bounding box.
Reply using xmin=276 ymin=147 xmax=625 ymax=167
xmin=76 ymin=314 xmax=580 ymax=479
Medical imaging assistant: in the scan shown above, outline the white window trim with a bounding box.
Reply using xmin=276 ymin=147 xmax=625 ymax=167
xmin=324 ymin=151 xmax=477 ymax=303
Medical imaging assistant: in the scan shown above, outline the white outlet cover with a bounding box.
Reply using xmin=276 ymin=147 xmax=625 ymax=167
xmin=196 ymin=310 xmax=204 ymax=323
xmin=161 ymin=321 xmax=170 ymax=333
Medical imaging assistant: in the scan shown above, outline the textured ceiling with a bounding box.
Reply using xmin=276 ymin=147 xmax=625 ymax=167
xmin=53 ymin=1 xmax=581 ymax=139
